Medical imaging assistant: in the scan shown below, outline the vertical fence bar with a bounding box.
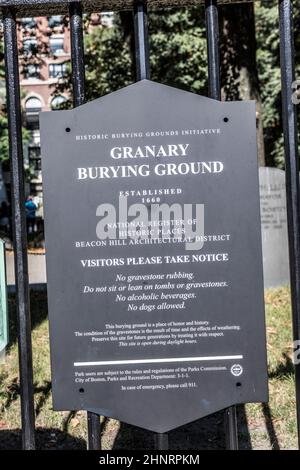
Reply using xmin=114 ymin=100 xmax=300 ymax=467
xmin=205 ymin=0 xmax=238 ymax=450
xmin=70 ymin=2 xmax=85 ymax=107
xmin=224 ymin=406 xmax=238 ymax=450
xmin=133 ymin=0 xmax=168 ymax=450
xmin=279 ymin=0 xmax=300 ymax=447
xmin=69 ymin=2 xmax=101 ymax=450
xmin=134 ymin=0 xmax=150 ymax=80
xmin=3 ymin=7 xmax=35 ymax=450
xmin=156 ymin=433 xmax=169 ymax=450
xmin=205 ymin=0 xmax=221 ymax=100
xmin=87 ymin=412 xmax=101 ymax=450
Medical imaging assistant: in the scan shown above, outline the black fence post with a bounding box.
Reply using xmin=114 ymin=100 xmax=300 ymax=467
xmin=70 ymin=2 xmax=85 ymax=107
xmin=87 ymin=411 xmax=101 ymax=450
xmin=69 ymin=2 xmax=101 ymax=450
xmin=3 ymin=7 xmax=36 ymax=450
xmin=205 ymin=0 xmax=238 ymax=450
xmin=224 ymin=406 xmax=238 ymax=450
xmin=134 ymin=0 xmax=150 ymax=81
xmin=133 ymin=0 xmax=169 ymax=450
xmin=156 ymin=432 xmax=169 ymax=450
xmin=279 ymin=0 xmax=300 ymax=448
xmin=205 ymin=0 xmax=221 ymax=100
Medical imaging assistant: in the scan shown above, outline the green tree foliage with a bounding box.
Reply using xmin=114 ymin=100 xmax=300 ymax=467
xmin=149 ymin=8 xmax=207 ymax=94
xmin=0 ymin=37 xmax=10 ymax=164
xmin=256 ymin=1 xmax=283 ymax=167
xmin=0 ymin=32 xmax=29 ymax=164
xmin=59 ymin=8 xmax=208 ymax=100
xmin=55 ymin=3 xmax=300 ymax=168
xmin=255 ymin=0 xmax=300 ymax=168
xmin=84 ymin=14 xmax=133 ymax=100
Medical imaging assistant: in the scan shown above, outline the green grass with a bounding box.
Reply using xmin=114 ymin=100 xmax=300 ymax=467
xmin=0 ymin=287 xmax=297 ymax=449
xmin=243 ymin=287 xmax=297 ymax=450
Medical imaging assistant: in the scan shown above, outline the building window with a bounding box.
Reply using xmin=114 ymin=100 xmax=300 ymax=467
xmin=25 ymin=97 xmax=42 ymax=126
xmin=29 ymin=146 xmax=41 ymax=171
xmin=24 ymin=64 xmax=40 ymax=79
xmin=49 ymin=63 xmax=67 ymax=78
xmin=23 ymin=37 xmax=37 ymax=56
xmin=25 ymin=97 xmax=42 ymax=112
xmin=49 ymin=35 xmax=65 ymax=55
xmin=51 ymin=95 xmax=67 ymax=110
xmin=101 ymin=12 xmax=114 ymax=28
xmin=21 ymin=18 xmax=36 ymax=30
xmin=48 ymin=16 xmax=63 ymax=29
xmin=29 ymin=146 xmax=41 ymax=159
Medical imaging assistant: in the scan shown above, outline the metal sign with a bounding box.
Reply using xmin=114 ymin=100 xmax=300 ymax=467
xmin=40 ymin=80 xmax=268 ymax=433
xmin=0 ymin=239 xmax=8 ymax=358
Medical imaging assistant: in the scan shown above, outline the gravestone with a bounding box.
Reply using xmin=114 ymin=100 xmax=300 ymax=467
xmin=40 ymin=80 xmax=268 ymax=433
xmin=259 ymin=167 xmax=290 ymax=288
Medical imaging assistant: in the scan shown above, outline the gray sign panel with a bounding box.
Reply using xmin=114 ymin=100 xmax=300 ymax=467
xmin=40 ymin=80 xmax=268 ymax=433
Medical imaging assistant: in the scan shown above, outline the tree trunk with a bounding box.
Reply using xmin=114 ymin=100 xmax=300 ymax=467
xmin=219 ymin=3 xmax=265 ymax=166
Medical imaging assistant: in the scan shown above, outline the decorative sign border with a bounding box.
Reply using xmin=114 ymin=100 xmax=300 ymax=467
xmin=40 ymin=80 xmax=268 ymax=432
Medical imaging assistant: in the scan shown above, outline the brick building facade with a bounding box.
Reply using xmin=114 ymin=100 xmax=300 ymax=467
xmin=16 ymin=13 xmax=113 ymax=211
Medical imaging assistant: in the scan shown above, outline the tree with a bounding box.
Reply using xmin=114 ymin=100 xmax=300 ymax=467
xmin=255 ymin=0 xmax=300 ymax=168
xmin=58 ymin=8 xmax=209 ymax=101
xmin=55 ymin=13 xmax=133 ymax=102
xmin=55 ymin=3 xmax=300 ymax=169
xmin=219 ymin=2 xmax=265 ymax=166
xmin=149 ymin=8 xmax=207 ymax=95
xmin=0 ymin=30 xmax=29 ymax=165
xmin=0 ymin=36 xmax=11 ymax=164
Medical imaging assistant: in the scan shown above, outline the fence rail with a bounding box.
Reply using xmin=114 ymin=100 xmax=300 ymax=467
xmin=0 ymin=0 xmax=253 ymax=16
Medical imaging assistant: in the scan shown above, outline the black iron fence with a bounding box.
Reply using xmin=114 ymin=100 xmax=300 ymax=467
xmin=1 ymin=0 xmax=299 ymax=450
